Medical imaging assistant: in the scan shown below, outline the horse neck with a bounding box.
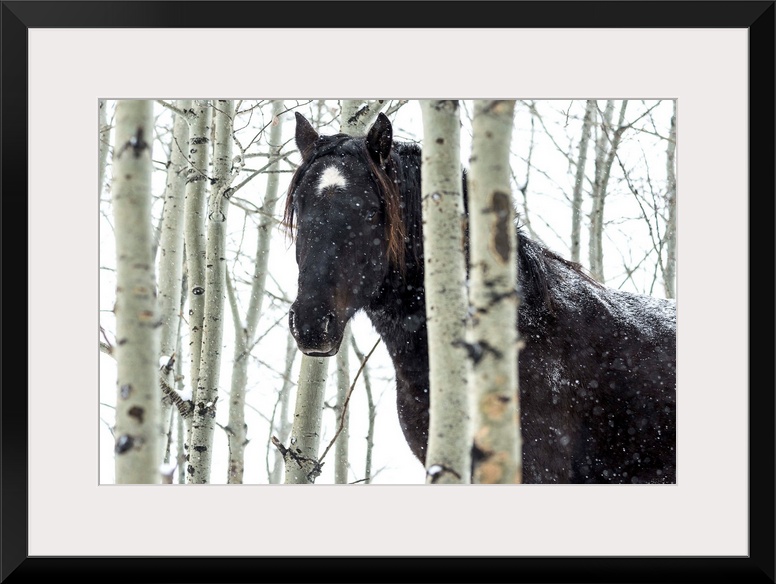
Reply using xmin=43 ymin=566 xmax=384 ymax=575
xmin=394 ymin=141 xmax=425 ymax=264
xmin=365 ymin=143 xmax=428 ymax=362
xmin=365 ymin=263 xmax=428 ymax=376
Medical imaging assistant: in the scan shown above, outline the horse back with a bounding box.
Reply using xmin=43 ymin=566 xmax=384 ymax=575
xmin=517 ymin=257 xmax=676 ymax=484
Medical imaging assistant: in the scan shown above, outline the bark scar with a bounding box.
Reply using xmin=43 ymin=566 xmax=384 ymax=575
xmin=490 ymin=191 xmax=512 ymax=264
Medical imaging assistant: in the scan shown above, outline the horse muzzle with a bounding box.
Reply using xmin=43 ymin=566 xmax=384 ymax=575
xmin=288 ymin=303 xmax=343 ymax=357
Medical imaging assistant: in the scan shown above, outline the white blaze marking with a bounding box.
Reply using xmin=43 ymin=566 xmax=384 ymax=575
xmin=317 ymin=166 xmax=347 ymax=193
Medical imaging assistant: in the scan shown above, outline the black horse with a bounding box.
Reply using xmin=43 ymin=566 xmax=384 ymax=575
xmin=284 ymin=111 xmax=676 ymax=484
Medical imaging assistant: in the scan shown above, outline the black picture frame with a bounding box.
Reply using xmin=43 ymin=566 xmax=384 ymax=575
xmin=4 ymin=2 xmax=774 ymax=582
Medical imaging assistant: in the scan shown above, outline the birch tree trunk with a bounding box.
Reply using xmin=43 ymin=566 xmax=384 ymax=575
xmin=334 ymin=324 xmax=351 ymax=484
xmin=226 ymin=100 xmax=286 ymax=483
xmin=224 ymin=274 xmax=248 ymax=482
xmin=598 ymin=101 xmax=628 ymax=208
xmin=157 ymin=100 xmax=191 ymax=456
xmin=112 ymin=99 xmax=162 ymax=484
xmin=184 ymin=100 xmax=213 ymax=444
xmin=189 ymin=100 xmax=235 ymax=483
xmin=173 ymin=412 xmax=184 ymax=483
xmin=419 ymin=99 xmax=470 ymax=485
xmin=269 ymin=332 xmax=297 ymax=484
xmin=570 ymin=100 xmax=595 ymax=264
xmin=589 ymin=100 xmax=628 ymax=282
xmin=664 ymin=101 xmax=677 ymax=299
xmin=169 ymin=314 xmax=187 ymax=483
xmin=340 ymin=99 xmax=385 ymax=136
xmin=589 ymin=100 xmax=614 ymax=281
xmin=284 ymin=355 xmax=328 ymax=482
xmin=467 ymin=100 xmax=521 ymax=485
xmin=284 ymin=356 xmax=329 ymax=484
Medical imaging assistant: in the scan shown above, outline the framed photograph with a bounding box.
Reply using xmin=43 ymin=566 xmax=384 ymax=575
xmin=8 ymin=1 xmax=773 ymax=582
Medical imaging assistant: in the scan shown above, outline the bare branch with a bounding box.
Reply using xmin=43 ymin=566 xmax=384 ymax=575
xmin=156 ymin=99 xmax=195 ymax=121
xmin=318 ymin=338 xmax=381 ymax=464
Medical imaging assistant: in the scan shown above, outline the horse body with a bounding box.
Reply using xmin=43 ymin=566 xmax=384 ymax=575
xmin=285 ymin=112 xmax=676 ymax=484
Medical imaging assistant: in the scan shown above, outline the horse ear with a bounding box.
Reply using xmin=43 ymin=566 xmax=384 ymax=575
xmin=295 ymin=112 xmax=319 ymax=160
xmin=366 ymin=112 xmax=393 ymax=165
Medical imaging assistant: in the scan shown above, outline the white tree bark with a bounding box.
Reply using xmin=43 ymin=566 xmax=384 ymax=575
xmin=570 ymin=100 xmax=596 ymax=264
xmin=600 ymin=100 xmax=629 ymax=199
xmin=340 ymin=99 xmax=386 ymax=135
xmin=224 ymin=274 xmax=248 ymax=483
xmin=283 ymin=356 xmax=329 ymax=484
xmin=589 ymin=101 xmax=613 ymax=281
xmin=419 ymin=99 xmax=470 ymax=485
xmin=158 ymin=100 xmax=192 ymax=359
xmin=111 ymin=99 xmax=162 ymax=484
xmin=467 ymin=100 xmax=521 ymax=484
xmin=226 ymin=100 xmax=286 ymax=483
xmin=664 ymin=101 xmax=677 ymax=299
xmin=183 ymin=100 xmax=213 ymax=448
xmin=285 ymin=359 xmax=328 ymax=482
xmin=334 ymin=324 xmax=352 ymax=484
xmin=589 ymin=100 xmax=628 ymax=282
xmin=170 ymin=316 xmax=187 ymax=483
xmin=189 ymin=100 xmax=235 ymax=483
xmin=269 ymin=331 xmax=297 ymax=484
xmin=175 ymin=412 xmax=185 ymax=483
xmin=157 ymin=99 xmax=191 ymax=455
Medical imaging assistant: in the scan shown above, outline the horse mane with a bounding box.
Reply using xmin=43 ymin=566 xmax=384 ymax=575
xmin=390 ymin=140 xmax=599 ymax=315
xmin=367 ymin=142 xmax=418 ymax=274
xmin=517 ymin=233 xmax=601 ymax=315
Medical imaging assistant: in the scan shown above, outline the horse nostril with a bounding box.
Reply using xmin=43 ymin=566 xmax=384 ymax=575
xmin=289 ymin=308 xmax=296 ymax=333
xmin=322 ymin=312 xmax=334 ymax=334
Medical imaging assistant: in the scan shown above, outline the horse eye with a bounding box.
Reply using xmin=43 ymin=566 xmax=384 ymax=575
xmin=366 ymin=209 xmax=378 ymax=221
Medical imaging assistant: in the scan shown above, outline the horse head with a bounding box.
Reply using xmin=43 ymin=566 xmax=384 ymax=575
xmin=284 ymin=112 xmax=404 ymax=356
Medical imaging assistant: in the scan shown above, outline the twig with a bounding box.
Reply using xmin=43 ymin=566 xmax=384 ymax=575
xmin=155 ymin=99 xmax=195 ymax=121
xmin=228 ymin=151 xmax=295 ymax=198
xmin=318 ymin=338 xmax=381 ymax=464
xmin=99 ymin=326 xmax=114 ymax=356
